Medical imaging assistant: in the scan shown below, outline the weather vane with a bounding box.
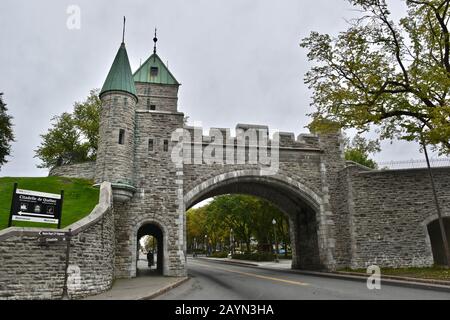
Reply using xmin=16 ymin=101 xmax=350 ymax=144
xmin=153 ymin=28 xmax=158 ymax=54
xmin=122 ymin=16 xmax=126 ymax=44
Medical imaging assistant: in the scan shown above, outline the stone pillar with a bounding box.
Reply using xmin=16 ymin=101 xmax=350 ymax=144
xmin=315 ymin=130 xmax=346 ymax=270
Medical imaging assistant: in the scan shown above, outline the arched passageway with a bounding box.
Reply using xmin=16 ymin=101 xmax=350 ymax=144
xmin=185 ymin=172 xmax=327 ymax=270
xmin=427 ymin=217 xmax=450 ymax=266
xmin=137 ymin=223 xmax=164 ymax=274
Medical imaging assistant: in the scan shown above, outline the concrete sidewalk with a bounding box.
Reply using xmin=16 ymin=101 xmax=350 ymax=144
xmin=85 ymin=275 xmax=188 ymax=300
xmin=85 ymin=258 xmax=189 ymax=300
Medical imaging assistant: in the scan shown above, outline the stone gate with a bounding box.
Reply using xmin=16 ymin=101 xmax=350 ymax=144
xmin=2 ymin=34 xmax=450 ymax=300
xmin=86 ymin=37 xmax=450 ymax=278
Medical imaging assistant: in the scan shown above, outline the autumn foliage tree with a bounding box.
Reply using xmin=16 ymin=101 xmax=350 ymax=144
xmin=301 ymin=0 xmax=450 ymax=154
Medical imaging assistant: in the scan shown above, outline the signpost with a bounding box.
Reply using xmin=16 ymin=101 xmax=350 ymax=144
xmin=8 ymin=183 xmax=64 ymax=228
xmin=7 ymin=183 xmax=71 ymax=298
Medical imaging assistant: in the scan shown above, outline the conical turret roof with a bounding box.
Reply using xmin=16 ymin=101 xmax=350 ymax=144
xmin=100 ymin=43 xmax=137 ymax=100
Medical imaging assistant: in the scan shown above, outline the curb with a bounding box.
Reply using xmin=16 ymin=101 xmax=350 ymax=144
xmin=335 ymin=271 xmax=450 ymax=287
xmin=195 ymin=258 xmax=450 ymax=293
xmin=267 ymin=269 xmax=450 ymax=293
xmin=138 ymin=277 xmax=190 ymax=300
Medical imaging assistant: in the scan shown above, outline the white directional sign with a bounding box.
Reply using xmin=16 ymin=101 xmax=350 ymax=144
xmin=12 ymin=215 xmax=59 ymax=224
xmin=8 ymin=184 xmax=64 ymax=228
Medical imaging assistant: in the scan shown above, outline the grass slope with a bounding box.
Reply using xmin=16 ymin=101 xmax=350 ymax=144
xmin=340 ymin=266 xmax=450 ymax=281
xmin=0 ymin=176 xmax=99 ymax=230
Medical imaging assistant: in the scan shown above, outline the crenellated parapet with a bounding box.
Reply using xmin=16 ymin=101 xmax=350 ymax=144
xmin=182 ymin=123 xmax=321 ymax=150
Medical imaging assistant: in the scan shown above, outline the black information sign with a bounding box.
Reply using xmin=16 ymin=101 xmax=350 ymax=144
xmin=8 ymin=183 xmax=64 ymax=228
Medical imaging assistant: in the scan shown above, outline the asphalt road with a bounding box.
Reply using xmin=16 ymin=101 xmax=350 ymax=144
xmin=156 ymin=258 xmax=450 ymax=300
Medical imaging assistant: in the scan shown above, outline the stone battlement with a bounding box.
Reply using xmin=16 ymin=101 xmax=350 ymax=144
xmin=182 ymin=123 xmax=320 ymax=149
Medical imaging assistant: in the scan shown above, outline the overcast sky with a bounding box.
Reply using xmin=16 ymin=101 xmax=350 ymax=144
xmin=0 ymin=0 xmax=439 ymax=177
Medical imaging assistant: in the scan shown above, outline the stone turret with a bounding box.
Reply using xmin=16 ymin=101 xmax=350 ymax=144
xmin=95 ymin=41 xmax=138 ymax=202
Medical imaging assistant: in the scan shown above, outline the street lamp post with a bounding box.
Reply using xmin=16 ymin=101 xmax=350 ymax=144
xmin=230 ymin=228 xmax=234 ymax=257
xmin=272 ymin=219 xmax=279 ymax=263
xmin=204 ymin=235 xmax=208 ymax=257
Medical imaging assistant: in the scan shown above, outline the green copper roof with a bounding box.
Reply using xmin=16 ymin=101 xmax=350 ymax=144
xmin=100 ymin=43 xmax=137 ymax=99
xmin=133 ymin=53 xmax=179 ymax=85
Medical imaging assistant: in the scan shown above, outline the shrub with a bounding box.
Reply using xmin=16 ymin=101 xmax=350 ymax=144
xmin=211 ymin=251 xmax=229 ymax=258
xmin=232 ymin=252 xmax=275 ymax=261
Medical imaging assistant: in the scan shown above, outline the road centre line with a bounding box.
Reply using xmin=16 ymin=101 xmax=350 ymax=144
xmin=189 ymin=261 xmax=309 ymax=287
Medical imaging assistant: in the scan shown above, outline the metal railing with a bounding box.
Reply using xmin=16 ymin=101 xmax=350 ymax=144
xmin=377 ymin=158 xmax=450 ymax=170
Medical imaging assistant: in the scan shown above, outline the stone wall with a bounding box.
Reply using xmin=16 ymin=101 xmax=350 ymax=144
xmin=48 ymin=162 xmax=96 ymax=180
xmin=345 ymin=164 xmax=450 ymax=268
xmin=135 ymin=82 xmax=179 ymax=113
xmin=0 ymin=182 xmax=114 ymax=300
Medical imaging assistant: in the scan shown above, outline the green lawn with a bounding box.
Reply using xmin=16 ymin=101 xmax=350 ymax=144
xmin=340 ymin=266 xmax=450 ymax=281
xmin=0 ymin=176 xmax=99 ymax=230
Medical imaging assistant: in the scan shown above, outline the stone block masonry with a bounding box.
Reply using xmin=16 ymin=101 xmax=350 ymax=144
xmin=0 ymin=182 xmax=114 ymax=300
xmin=48 ymin=162 xmax=96 ymax=180
xmin=343 ymin=164 xmax=450 ymax=269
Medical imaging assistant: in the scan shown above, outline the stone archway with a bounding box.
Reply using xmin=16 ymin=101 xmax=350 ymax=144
xmin=426 ymin=217 xmax=450 ymax=266
xmin=137 ymin=223 xmax=164 ymax=273
xmin=184 ymin=170 xmax=333 ymax=270
xmin=132 ymin=219 xmax=170 ymax=276
xmin=421 ymin=213 xmax=450 ymax=266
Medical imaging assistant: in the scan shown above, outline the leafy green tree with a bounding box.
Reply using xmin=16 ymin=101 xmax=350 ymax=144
xmin=73 ymin=89 xmax=100 ymax=158
xmin=140 ymin=235 xmax=156 ymax=253
xmin=344 ymin=135 xmax=380 ymax=168
xmin=186 ymin=195 xmax=291 ymax=255
xmin=186 ymin=206 xmax=208 ymax=251
xmin=308 ymin=118 xmax=380 ymax=169
xmin=35 ymin=113 xmax=90 ymax=168
xmin=35 ymin=90 xmax=100 ymax=168
xmin=208 ymin=195 xmax=256 ymax=253
xmin=0 ymin=93 xmax=14 ymax=168
xmin=276 ymin=215 xmax=290 ymax=258
xmin=251 ymin=198 xmax=288 ymax=253
xmin=301 ymin=0 xmax=450 ymax=154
